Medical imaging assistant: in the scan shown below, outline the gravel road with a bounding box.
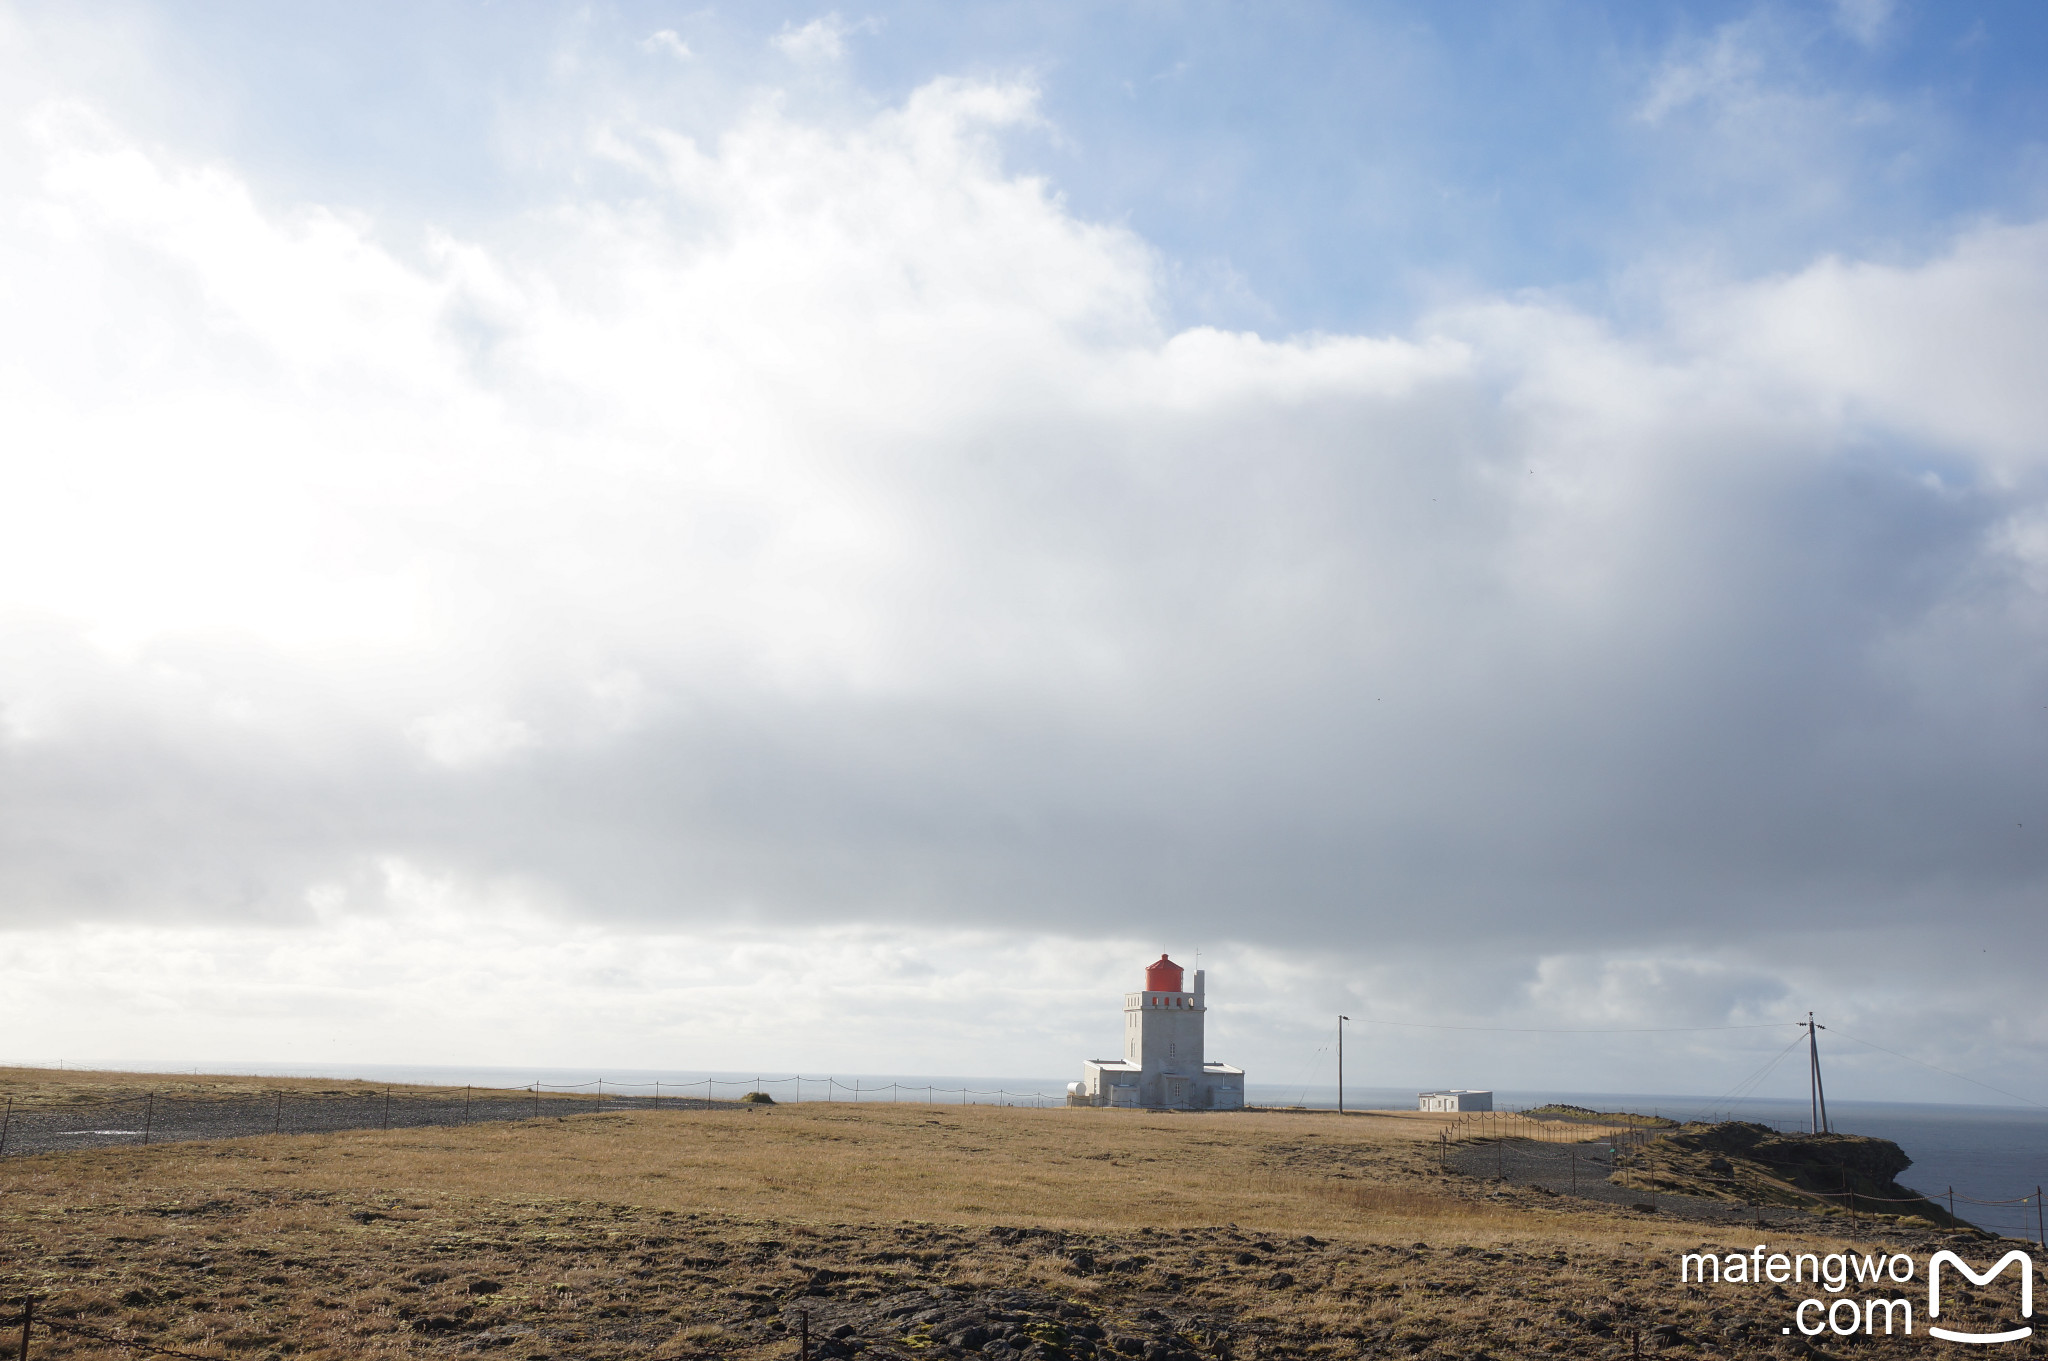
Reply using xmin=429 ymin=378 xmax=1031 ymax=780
xmin=0 ymin=1091 xmax=723 ymax=1158
xmin=1448 ymin=1136 xmax=1840 ymax=1228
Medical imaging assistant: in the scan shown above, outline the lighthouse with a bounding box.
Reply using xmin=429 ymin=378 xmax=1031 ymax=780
xmin=1070 ymin=954 xmax=1246 ymax=1109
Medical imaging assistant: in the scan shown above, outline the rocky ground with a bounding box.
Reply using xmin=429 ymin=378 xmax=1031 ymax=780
xmin=1449 ymin=1122 xmax=1966 ymax=1232
xmin=12 ymin=1164 xmax=2036 ymax=1361
xmin=4 ymin=1089 xmax=2040 ymax=1360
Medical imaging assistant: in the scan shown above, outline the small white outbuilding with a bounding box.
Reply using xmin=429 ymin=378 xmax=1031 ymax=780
xmin=1418 ymin=1089 xmax=1493 ymax=1112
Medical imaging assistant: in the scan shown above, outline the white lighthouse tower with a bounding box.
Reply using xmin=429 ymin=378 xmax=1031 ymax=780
xmin=1071 ymin=954 xmax=1245 ymax=1109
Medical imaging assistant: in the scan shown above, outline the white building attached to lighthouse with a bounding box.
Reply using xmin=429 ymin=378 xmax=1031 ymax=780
xmin=1070 ymin=954 xmax=1245 ymax=1110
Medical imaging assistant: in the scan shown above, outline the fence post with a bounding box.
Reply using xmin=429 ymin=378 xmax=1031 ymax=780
xmin=2038 ymin=1187 xmax=2044 ymax=1251
xmin=142 ymin=1092 xmax=153 ymax=1146
xmin=798 ymin=1309 xmax=810 ymax=1361
xmin=464 ymin=1086 xmax=471 ymax=1124
xmin=1949 ymin=1187 xmax=1955 ymax=1221
xmin=0 ymin=1096 xmax=11 ymax=1158
xmin=274 ymin=1091 xmax=282 ymax=1136
xmin=18 ymin=1293 xmax=33 ymax=1361
xmin=383 ymin=1090 xmax=390 ymax=1131
xmin=596 ymin=1079 xmax=602 ymax=1114
xmin=532 ymin=1083 xmax=539 ymax=1118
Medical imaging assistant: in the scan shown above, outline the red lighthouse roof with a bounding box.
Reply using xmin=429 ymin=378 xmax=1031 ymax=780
xmin=1144 ymin=954 xmax=1185 ymax=992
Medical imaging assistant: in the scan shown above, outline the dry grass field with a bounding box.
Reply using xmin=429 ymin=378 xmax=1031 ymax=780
xmin=0 ymin=1067 xmax=551 ymax=1107
xmin=0 ymin=1068 xmax=2015 ymax=1360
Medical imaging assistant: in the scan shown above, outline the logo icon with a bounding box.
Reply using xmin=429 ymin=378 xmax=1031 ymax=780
xmin=1928 ymin=1250 xmax=2034 ymax=1344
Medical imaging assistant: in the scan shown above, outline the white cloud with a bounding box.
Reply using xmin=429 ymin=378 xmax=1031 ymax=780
xmin=1685 ymin=222 xmax=2048 ymax=474
xmin=0 ymin=59 xmax=2046 ymax=1089
xmin=641 ymin=29 xmax=693 ymax=60
xmin=1831 ymin=0 xmax=1895 ymax=47
xmin=0 ymin=895 xmax=2031 ymax=1101
xmin=771 ymin=13 xmax=874 ymax=65
xmin=1638 ymin=26 xmax=1765 ymax=124
xmin=1630 ymin=13 xmax=1907 ymax=248
xmin=407 ymin=707 xmax=537 ymax=768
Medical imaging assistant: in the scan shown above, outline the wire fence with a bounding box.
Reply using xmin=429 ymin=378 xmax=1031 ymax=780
xmin=1 ymin=1295 xmax=221 ymax=1361
xmin=11 ymin=1079 xmax=2046 ymax=1239
xmin=0 ymin=1077 xmax=1086 ymax=1160
xmin=529 ymin=1076 xmax=1077 ymax=1106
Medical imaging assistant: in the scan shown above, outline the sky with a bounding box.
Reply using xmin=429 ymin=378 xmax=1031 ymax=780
xmin=2 ymin=0 xmax=2047 ymax=1103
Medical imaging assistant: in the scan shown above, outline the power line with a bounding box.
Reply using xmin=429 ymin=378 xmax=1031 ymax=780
xmin=1347 ymin=1017 xmax=1800 ymax=1035
xmin=1827 ymin=1027 xmax=2047 ymax=1110
xmin=1690 ymin=1031 xmax=1810 ymax=1121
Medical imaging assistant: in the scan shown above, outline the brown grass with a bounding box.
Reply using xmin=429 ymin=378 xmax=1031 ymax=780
xmin=7 ymin=1101 xmax=1533 ymax=1236
xmin=0 ymin=1064 xmax=548 ymax=1107
xmin=0 ymin=1071 xmax=1994 ymax=1360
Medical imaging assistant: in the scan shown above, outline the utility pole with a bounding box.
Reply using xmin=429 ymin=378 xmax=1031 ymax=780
xmin=1337 ymin=1016 xmax=1349 ymax=1115
xmin=1805 ymin=1012 xmax=1830 ymax=1135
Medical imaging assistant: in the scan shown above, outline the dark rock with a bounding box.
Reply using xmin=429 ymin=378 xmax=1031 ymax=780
xmin=467 ymin=1280 xmax=502 ymax=1296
